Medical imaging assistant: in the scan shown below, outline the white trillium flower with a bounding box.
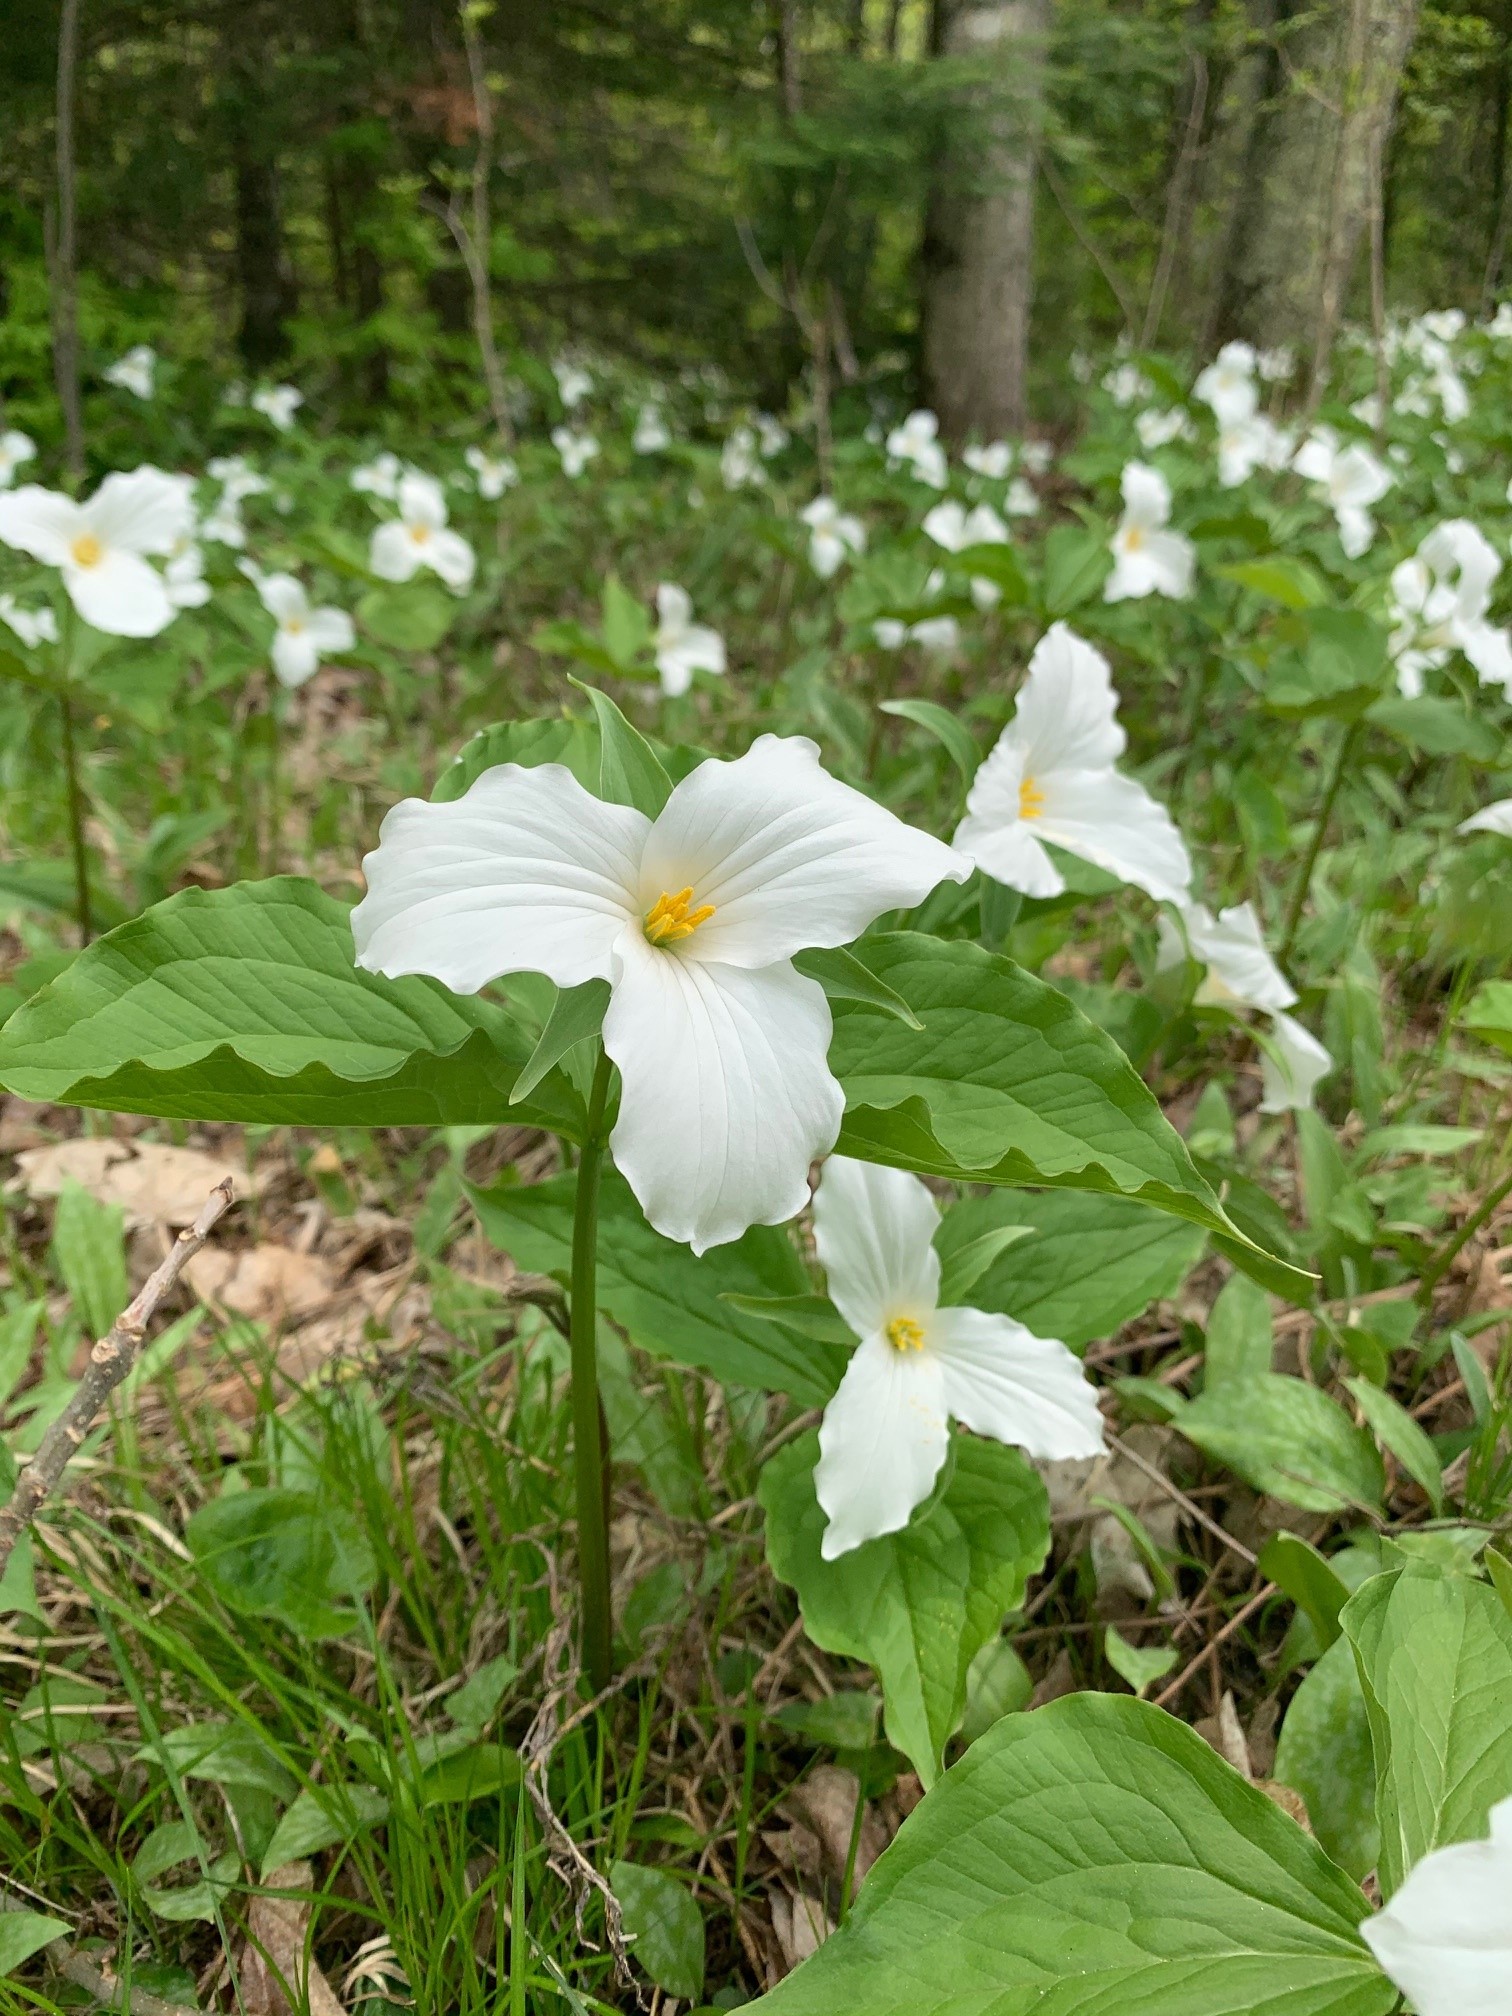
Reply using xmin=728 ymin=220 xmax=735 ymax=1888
xmin=811 ymin=1157 xmax=1104 ymax=1559
xmin=466 ymin=446 xmax=519 ymax=499
xmin=0 ymin=431 xmax=36 ymax=491
xmin=632 ymin=405 xmax=671 ymax=455
xmin=1105 ymin=461 xmax=1195 ymax=602
xmin=551 ymin=427 xmax=599 ymax=479
xmin=200 ymin=496 xmax=246 ymax=548
xmin=1136 ymin=408 xmax=1194 ymax=451
xmin=1359 ymin=1796 xmax=1512 ymax=2016
xmin=1461 ymin=798 xmax=1512 ymax=838
xmin=1490 ymin=301 xmax=1512 ymax=339
xmin=1260 ymin=1012 xmax=1333 ymax=1114
xmin=0 ymin=466 xmax=195 ymax=638
xmin=1157 ymin=900 xmax=1297 ymax=1015
xmin=1020 ymin=441 xmax=1053 ymax=476
xmin=721 ymin=426 xmax=760 ymax=490
xmin=886 ymin=409 xmax=948 ymax=489
xmin=653 ymin=583 xmax=726 ymax=696
xmin=1004 ymin=475 xmax=1040 ymax=517
xmin=1216 ymin=412 xmax=1290 ymax=489
xmin=1292 ymin=428 xmax=1393 ymax=558
xmin=923 ymin=500 xmax=1010 ymax=610
xmin=755 ymin=413 xmax=789 ymax=458
xmin=352 ymin=735 xmax=969 ymax=1253
xmin=0 ymin=595 xmax=58 ymax=649
xmin=553 ymin=361 xmax=593 ymax=409
xmin=257 ymin=572 xmax=355 ymax=689
xmin=351 ymin=452 xmax=402 ymax=500
xmin=954 ymin=623 xmax=1192 ymax=904
xmin=1194 ymin=341 xmax=1258 ymax=427
xmin=1388 ymin=520 xmax=1512 ymax=699
xmin=801 ymin=496 xmax=865 ymax=579
xmin=165 ymin=541 xmax=212 ymax=611
xmin=370 ymin=472 xmax=476 ymax=593
xmin=1256 ymin=345 xmax=1294 ymax=383
xmin=207 ymin=455 xmax=270 ymax=506
xmin=963 ymin=440 xmax=1013 ymax=479
xmin=1103 ymin=362 xmax=1152 ymax=408
xmin=104 ymin=344 xmax=157 ymax=399
xmin=251 ymin=384 xmax=303 ymax=431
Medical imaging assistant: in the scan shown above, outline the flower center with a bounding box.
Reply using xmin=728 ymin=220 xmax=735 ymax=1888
xmin=284 ymin=616 xmax=305 ymax=635
xmin=886 ymin=1316 xmax=926 ymax=1354
xmin=644 ymin=886 xmax=716 ymax=947
xmin=1018 ymin=775 xmax=1046 ymax=821
xmin=70 ymin=533 xmax=103 ymax=568
xmin=410 ymin=523 xmax=431 ymax=544
xmin=1123 ymin=524 xmax=1146 ymax=552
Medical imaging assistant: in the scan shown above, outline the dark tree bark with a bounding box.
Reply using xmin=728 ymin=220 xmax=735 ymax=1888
xmin=226 ymin=46 xmax=298 ymax=370
xmin=921 ymin=0 xmax=1049 ymax=441
xmin=51 ymin=0 xmax=84 ymax=484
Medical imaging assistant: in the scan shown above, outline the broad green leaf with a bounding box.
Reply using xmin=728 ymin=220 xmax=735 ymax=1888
xmin=933 ymin=1223 xmax=1033 ymax=1305
xmin=1205 ymin=1272 xmax=1274 ymax=1384
xmin=571 ymin=679 xmax=672 ymax=817
xmin=753 ymin=1692 xmax=1397 ymax=2016
xmin=1177 ymin=1374 xmax=1383 ymax=1513
xmin=830 ymin=936 xmax=1307 ymax=1300
xmin=610 ymin=1860 xmax=706 ymax=2001
xmin=434 ymin=715 xmax=600 ymax=800
xmin=1344 ymin=1375 xmax=1445 ymax=1514
xmin=511 ymin=979 xmax=609 ymax=1105
xmin=469 ymin=1170 xmax=844 ymax=1402
xmin=133 ymin=1820 xmax=238 ymax=1923
xmin=958 ymin=1638 xmax=1031 ymax=1745
xmin=0 ymin=878 xmax=580 ymax=1138
xmin=1267 ymin=609 xmax=1389 ymax=720
xmin=1463 ymin=979 xmax=1512 ymax=1054
xmin=1260 ymin=1534 xmax=1351 ymax=1651
xmin=769 ymin=1692 xmax=881 ymax=1750
xmin=793 ymin=943 xmax=923 ymax=1029
xmin=0 ymin=1910 xmax=68 ymax=1974
xmin=1343 ymin=1564 xmax=1512 ymax=1897
xmin=1366 ymin=694 xmax=1501 ymax=760
xmin=355 ymin=583 xmax=456 ymax=650
xmin=1040 ymin=523 xmax=1110 ymax=615
xmin=601 ymin=573 xmax=654 ymax=668
xmin=417 ymin=1740 xmax=522 ymax=1807
xmin=50 ymin=1178 xmax=129 ymax=1336
xmin=760 ymin=1432 xmax=1050 ymax=1786
xmin=1217 ymin=556 xmax=1328 ymax=608
xmin=718 ymin=1292 xmax=854 ymax=1347
xmin=260 ymin=1782 xmax=389 ymax=1878
xmin=930 ymin=1187 xmax=1205 ymax=1346
xmin=187 ymin=1487 xmax=377 ymax=1638
xmin=1273 ymin=1635 xmax=1379 ymax=1881
xmin=879 ymin=697 xmax=981 ymax=786
xmin=143 ymin=1722 xmax=298 ymax=1802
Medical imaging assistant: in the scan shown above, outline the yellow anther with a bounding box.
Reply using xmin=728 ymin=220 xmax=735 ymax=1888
xmin=1018 ymin=775 xmax=1046 ymax=821
xmin=644 ymin=886 xmax=716 ymax=947
xmin=1122 ymin=524 xmax=1146 ymax=553
xmin=410 ymin=522 xmax=431 ymax=544
xmin=886 ymin=1316 xmax=926 ymax=1354
xmin=70 ymin=533 xmax=103 ymax=568
xmin=284 ymin=616 xmax=305 ymax=634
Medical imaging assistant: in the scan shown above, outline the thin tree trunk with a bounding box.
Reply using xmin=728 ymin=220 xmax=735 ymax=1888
xmin=1198 ymin=0 xmax=1280 ymax=352
xmin=228 ymin=48 xmax=298 ymax=369
xmin=779 ymin=0 xmax=804 ymax=121
xmin=921 ymin=0 xmax=1050 ymax=440
xmin=1482 ymin=0 xmax=1512 ymax=309
xmin=1143 ymin=47 xmax=1210 ymax=347
xmin=52 ymin=0 xmax=84 ymax=485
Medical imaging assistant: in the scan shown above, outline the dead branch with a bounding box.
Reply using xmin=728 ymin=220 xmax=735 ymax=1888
xmin=0 ymin=1180 xmax=234 ymax=1582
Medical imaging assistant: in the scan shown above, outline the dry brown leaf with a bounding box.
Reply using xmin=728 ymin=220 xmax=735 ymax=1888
xmin=779 ymin=1764 xmax=887 ymax=1890
xmin=1029 ymin=1649 xmax=1079 ymax=1709
xmin=238 ymin=1861 xmax=345 ymax=2016
xmin=14 ymin=1138 xmax=259 ymax=1228
xmin=767 ymin=1883 xmax=835 ymax=1976
xmin=186 ymin=1245 xmax=336 ymax=1326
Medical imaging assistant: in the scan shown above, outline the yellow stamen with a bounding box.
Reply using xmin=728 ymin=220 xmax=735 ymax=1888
xmin=410 ymin=523 xmax=431 ymax=544
xmin=284 ymin=616 xmax=305 ymax=634
xmin=1122 ymin=524 xmax=1146 ymax=552
xmin=1018 ymin=775 xmax=1046 ymax=821
xmin=70 ymin=533 xmax=103 ymax=568
xmin=644 ymin=886 xmax=716 ymax=947
xmin=886 ymin=1316 xmax=926 ymax=1354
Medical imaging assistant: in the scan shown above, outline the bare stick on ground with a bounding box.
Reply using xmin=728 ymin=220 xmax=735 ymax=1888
xmin=0 ymin=1178 xmax=234 ymax=1580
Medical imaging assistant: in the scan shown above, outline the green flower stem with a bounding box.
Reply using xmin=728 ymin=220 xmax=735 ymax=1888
xmin=1417 ymin=1164 xmax=1512 ymax=1308
xmin=1278 ymin=717 xmax=1360 ymax=965
xmin=570 ymin=1044 xmax=617 ymax=1691
xmin=56 ymin=618 xmax=92 ymax=946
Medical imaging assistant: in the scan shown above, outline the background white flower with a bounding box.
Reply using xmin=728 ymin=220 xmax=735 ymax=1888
xmin=963 ymin=440 xmax=1013 ymax=479
xmin=1103 ymin=361 xmax=1151 ymax=407
xmin=954 ymin=622 xmax=1192 ymax=903
xmin=1360 ymin=1793 xmax=1512 ymax=2016
xmin=0 ymin=431 xmax=36 ymax=490
xmin=258 ymin=572 xmax=356 ymax=688
xmin=370 ymin=473 xmax=476 ymax=592
xmin=251 ymin=384 xmax=303 ymax=431
xmin=1259 ymin=1013 xmax=1332 ymax=1114
xmin=1157 ymin=899 xmax=1297 ymax=1014
xmin=811 ymin=1157 xmax=1104 ymax=1558
xmin=1194 ymin=340 xmax=1258 ymax=426
xmin=165 ymin=541 xmax=212 ymax=611
xmin=721 ymin=426 xmax=759 ymax=490
xmin=885 ymin=409 xmax=948 ymax=488
xmin=755 ymin=413 xmax=789 ymax=457
xmin=0 ymin=594 xmax=58 ymax=649
xmin=1292 ymin=428 xmax=1392 ymax=557
xmin=104 ymin=344 xmax=157 ymax=399
xmin=653 ymin=583 xmax=725 ymax=696
xmin=552 ymin=427 xmax=599 ymax=478
xmin=1105 ymin=461 xmax=1195 ymax=601
xmin=351 ymin=452 xmax=402 ymax=499
xmin=466 ymin=446 xmax=519 ymax=499
xmin=1136 ymin=408 xmax=1193 ymax=451
xmin=632 ymin=405 xmax=671 ymax=455
xmin=553 ymin=361 xmax=593 ymax=409
xmin=1461 ymin=797 xmax=1512 ymax=837
xmin=0 ymin=466 xmax=195 ymax=638
xmin=1388 ymin=520 xmax=1512 ymax=698
xmin=801 ymin=496 xmax=866 ymax=578
xmin=353 ymin=736 xmax=968 ymax=1253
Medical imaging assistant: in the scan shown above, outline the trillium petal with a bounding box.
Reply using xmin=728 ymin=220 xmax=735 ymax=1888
xmin=426 ymin=528 xmax=476 ymax=592
xmin=929 ymin=1306 xmax=1105 ymax=1460
xmin=638 ymin=735 xmax=968 ymax=969
xmin=258 ymin=572 xmax=308 ymax=623
xmin=953 ymin=746 xmax=1065 ymax=895
xmin=814 ymin=1331 xmax=950 ymax=1559
xmin=1036 ymin=766 xmax=1192 ymax=903
xmin=1011 ymin=624 xmax=1126 ymax=772
xmin=1259 ymin=1011 xmax=1332 ymax=1114
xmin=370 ymin=521 xmax=421 ymax=582
xmin=398 ymin=471 xmax=448 ymax=530
xmin=64 ymin=549 xmax=173 ymax=637
xmin=1360 ymin=1796 xmax=1512 ymax=2016
xmin=307 ymin=606 xmax=356 ymax=654
xmin=1119 ymin=460 xmax=1171 ymax=527
xmin=88 ymin=467 xmax=196 ymax=555
xmin=0 ymin=486 xmax=85 ymax=567
xmin=604 ymin=939 xmax=842 ymax=1252
xmin=353 ymin=762 xmax=647 ymax=994
xmin=812 ymin=1156 xmax=941 ymax=1340
xmin=1460 ymin=797 xmax=1512 ymax=837
xmin=272 ymin=627 xmax=320 ymax=688
xmin=1181 ymin=901 xmax=1296 ymax=1014
xmin=1460 ymin=618 xmax=1512 ymax=693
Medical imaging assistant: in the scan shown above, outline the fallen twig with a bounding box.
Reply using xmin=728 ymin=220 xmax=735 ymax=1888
xmin=0 ymin=1179 xmax=234 ymax=1582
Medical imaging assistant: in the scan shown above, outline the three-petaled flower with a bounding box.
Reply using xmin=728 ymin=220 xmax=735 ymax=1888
xmin=652 ymin=583 xmax=726 ymax=696
xmin=466 ymin=446 xmax=519 ymax=499
xmin=954 ymin=624 xmax=1192 ymax=904
xmin=0 ymin=466 xmax=195 ymax=638
xmin=251 ymin=384 xmax=303 ymax=431
xmin=105 ymin=345 xmax=157 ymax=399
xmin=552 ymin=427 xmax=600 ymax=479
xmin=257 ymin=573 xmax=356 ymax=689
xmin=885 ymin=409 xmax=948 ymax=489
xmin=370 ymin=473 xmax=476 ymax=592
xmin=811 ymin=1156 xmax=1105 ymax=1558
xmin=352 ymin=735 xmax=968 ymax=1253
xmin=801 ymin=496 xmax=866 ymax=578
xmin=1388 ymin=519 xmax=1512 ymax=699
xmin=1292 ymin=428 xmax=1392 ymax=558
xmin=1105 ymin=461 xmax=1195 ymax=602
xmin=1157 ymin=900 xmax=1331 ymax=1113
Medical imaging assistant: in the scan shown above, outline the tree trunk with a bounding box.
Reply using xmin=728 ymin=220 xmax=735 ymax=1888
xmin=1219 ymin=0 xmax=1420 ymax=362
xmin=51 ymin=0 xmax=84 ymax=485
xmin=226 ymin=48 xmax=297 ymax=369
xmin=921 ymin=0 xmax=1049 ymax=440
